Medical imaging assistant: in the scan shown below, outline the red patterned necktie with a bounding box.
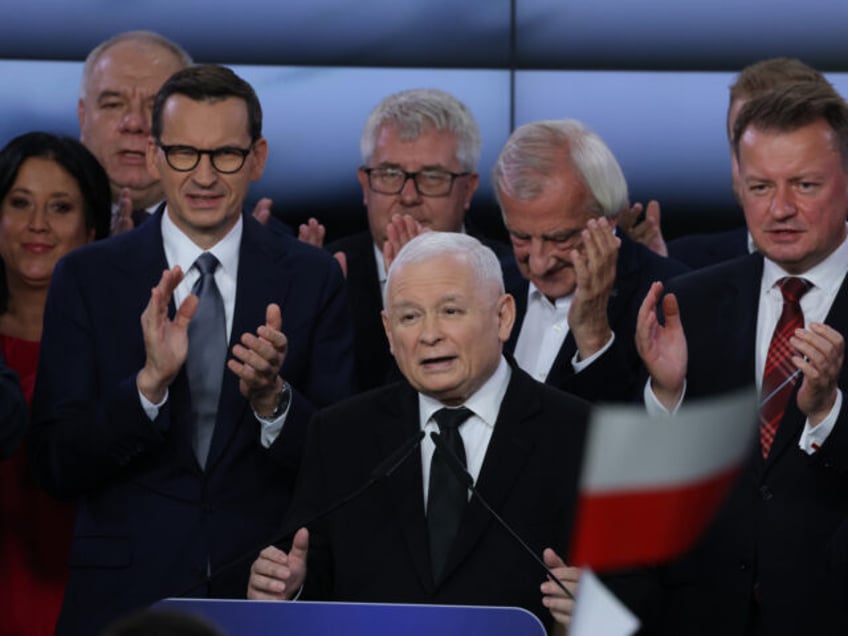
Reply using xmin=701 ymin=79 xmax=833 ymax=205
xmin=760 ymin=277 xmax=812 ymax=458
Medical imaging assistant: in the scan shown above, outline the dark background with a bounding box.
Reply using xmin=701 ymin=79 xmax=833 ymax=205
xmin=1 ymin=0 xmax=847 ymax=243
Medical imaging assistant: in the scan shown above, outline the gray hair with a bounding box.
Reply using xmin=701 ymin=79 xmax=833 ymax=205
xmin=81 ymin=30 xmax=193 ymax=98
xmin=492 ymin=119 xmax=628 ymax=219
xmin=385 ymin=232 xmax=504 ymax=306
xmin=361 ymin=89 xmax=482 ymax=172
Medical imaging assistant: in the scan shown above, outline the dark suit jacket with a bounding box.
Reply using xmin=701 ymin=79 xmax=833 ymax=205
xmin=657 ymin=254 xmax=848 ymax=635
xmin=505 ymin=233 xmax=689 ymax=403
xmin=326 ymin=230 xmax=513 ymax=392
xmin=29 ymin=211 xmax=354 ymax=635
xmin=667 ymin=227 xmax=749 ymax=270
xmin=286 ymin=362 xmax=589 ymax=630
xmin=0 ymin=350 xmax=27 ymax=459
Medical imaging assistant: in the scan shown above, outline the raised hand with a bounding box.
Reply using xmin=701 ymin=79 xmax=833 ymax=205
xmin=635 ymin=281 xmax=688 ymax=409
xmin=793 ymin=322 xmax=845 ymax=426
xmin=228 ymin=303 xmax=288 ymax=416
xmin=568 ymin=217 xmax=620 ymax=360
xmin=618 ymin=200 xmax=668 ymax=257
xmin=137 ymin=267 xmax=198 ymax=402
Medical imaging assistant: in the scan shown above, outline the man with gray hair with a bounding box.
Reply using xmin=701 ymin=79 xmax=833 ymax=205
xmin=248 ymin=231 xmax=590 ymax=632
xmin=323 ymin=88 xmax=510 ymax=391
xmin=494 ymin=118 xmax=687 ymax=403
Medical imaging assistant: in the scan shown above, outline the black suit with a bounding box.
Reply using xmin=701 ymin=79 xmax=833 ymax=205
xmin=506 ymin=233 xmax=689 ymax=403
xmin=286 ymin=362 xmax=589 ymax=630
xmin=326 ymin=230 xmax=513 ymax=392
xmin=657 ymin=254 xmax=848 ymax=635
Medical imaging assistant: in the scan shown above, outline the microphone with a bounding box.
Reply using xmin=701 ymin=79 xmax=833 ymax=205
xmin=429 ymin=431 xmax=574 ymax=600
xmin=174 ymin=429 xmax=426 ymax=598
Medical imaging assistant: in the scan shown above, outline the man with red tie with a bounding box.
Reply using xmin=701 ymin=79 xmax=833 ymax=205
xmin=636 ymin=80 xmax=848 ymax=634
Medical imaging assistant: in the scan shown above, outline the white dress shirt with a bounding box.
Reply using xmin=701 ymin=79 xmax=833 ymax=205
xmin=646 ymin=230 xmax=848 ymax=454
xmin=418 ymin=356 xmax=511 ymax=509
xmin=139 ymin=210 xmax=288 ymax=448
xmin=513 ymin=283 xmax=614 ymax=382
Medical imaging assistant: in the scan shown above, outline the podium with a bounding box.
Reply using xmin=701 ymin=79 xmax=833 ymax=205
xmin=155 ymin=598 xmax=546 ymax=636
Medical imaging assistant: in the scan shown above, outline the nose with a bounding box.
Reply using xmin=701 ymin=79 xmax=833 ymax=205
xmin=28 ymin=204 xmax=49 ymax=232
xmin=399 ymin=174 xmax=421 ymax=204
xmin=119 ymin=99 xmax=149 ymax=135
xmin=769 ymin=183 xmax=797 ymax=219
xmin=527 ymin=237 xmax=552 ymax=276
xmin=192 ymin=154 xmax=218 ymax=187
xmin=418 ymin=312 xmax=443 ymax=346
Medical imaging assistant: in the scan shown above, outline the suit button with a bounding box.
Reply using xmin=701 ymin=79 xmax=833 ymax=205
xmin=739 ymin=562 xmax=749 ymax=571
xmin=759 ymin=485 xmax=773 ymax=501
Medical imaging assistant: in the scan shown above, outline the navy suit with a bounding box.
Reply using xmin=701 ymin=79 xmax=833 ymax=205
xmin=667 ymin=227 xmax=749 ymax=270
xmin=657 ymin=255 xmax=848 ymax=635
xmin=0 ymin=350 xmax=26 ymax=459
xmin=287 ymin=362 xmax=589 ymax=630
xmin=30 ymin=211 xmax=354 ymax=635
xmin=506 ymin=233 xmax=689 ymax=403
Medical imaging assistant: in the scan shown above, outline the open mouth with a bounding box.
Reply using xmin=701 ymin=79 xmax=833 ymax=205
xmin=421 ymin=355 xmax=456 ymax=370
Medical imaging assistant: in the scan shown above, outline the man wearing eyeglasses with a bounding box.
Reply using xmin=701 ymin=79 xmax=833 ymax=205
xmin=30 ymin=64 xmax=354 ymax=636
xmin=493 ymin=119 xmax=687 ymax=403
xmin=323 ymin=88 xmax=511 ymax=392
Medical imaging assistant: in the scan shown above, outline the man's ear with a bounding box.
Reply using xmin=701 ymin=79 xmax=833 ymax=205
xmin=497 ymin=293 xmax=516 ymax=343
xmin=381 ymin=309 xmax=395 ymax=355
xmin=146 ymin=137 xmax=161 ymax=180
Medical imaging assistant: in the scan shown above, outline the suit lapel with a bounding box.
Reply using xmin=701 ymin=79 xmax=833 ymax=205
xmin=377 ymin=384 xmax=434 ymax=593
xmin=438 ymin=368 xmax=539 ymax=586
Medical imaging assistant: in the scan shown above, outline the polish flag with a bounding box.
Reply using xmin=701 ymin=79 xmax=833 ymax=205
xmin=570 ymin=389 xmax=758 ymax=571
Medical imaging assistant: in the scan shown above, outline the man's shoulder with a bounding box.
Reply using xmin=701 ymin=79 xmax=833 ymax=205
xmin=316 ymin=381 xmax=410 ymax=420
xmin=326 ymin=231 xmax=373 ymax=258
xmin=619 ymin=234 xmax=689 ymax=281
xmin=667 ymin=252 xmax=761 ymax=296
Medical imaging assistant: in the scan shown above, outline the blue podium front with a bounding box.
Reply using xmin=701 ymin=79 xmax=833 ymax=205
xmin=155 ymin=598 xmax=547 ymax=636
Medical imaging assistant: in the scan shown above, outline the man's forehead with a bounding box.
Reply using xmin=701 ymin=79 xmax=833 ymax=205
xmin=89 ymin=41 xmax=182 ymax=88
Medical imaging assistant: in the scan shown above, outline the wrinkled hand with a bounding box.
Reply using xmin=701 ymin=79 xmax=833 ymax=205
xmin=252 ymin=197 xmax=273 ymax=225
xmin=635 ymin=281 xmax=687 ymax=409
xmin=793 ymin=323 xmax=845 ymax=426
xmin=619 ymin=200 xmax=668 ymax=257
xmin=228 ymin=303 xmax=288 ymax=416
xmin=541 ymin=548 xmax=580 ymax=628
xmin=137 ymin=267 xmax=198 ymax=403
xmin=297 ymin=217 xmax=326 ymax=247
xmin=382 ymin=213 xmax=426 ymax=272
xmin=568 ymin=217 xmax=620 ymax=360
xmin=111 ymin=187 xmax=135 ymax=236
xmin=247 ymin=528 xmax=310 ymax=600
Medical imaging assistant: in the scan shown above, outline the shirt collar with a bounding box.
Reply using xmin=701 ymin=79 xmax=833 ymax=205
xmin=527 ymin=281 xmax=572 ymax=309
xmin=161 ymin=207 xmax=243 ymax=278
xmin=762 ymin=227 xmax=848 ymax=295
xmin=418 ymin=355 xmax=512 ymax=429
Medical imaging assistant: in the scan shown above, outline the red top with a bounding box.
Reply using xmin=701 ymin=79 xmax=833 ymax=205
xmin=0 ymin=334 xmax=75 ymax=636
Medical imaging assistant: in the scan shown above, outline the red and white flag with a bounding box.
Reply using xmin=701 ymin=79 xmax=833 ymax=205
xmin=570 ymin=389 xmax=758 ymax=571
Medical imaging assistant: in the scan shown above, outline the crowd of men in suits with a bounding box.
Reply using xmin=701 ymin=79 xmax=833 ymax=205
xmin=3 ymin=27 xmax=848 ymax=636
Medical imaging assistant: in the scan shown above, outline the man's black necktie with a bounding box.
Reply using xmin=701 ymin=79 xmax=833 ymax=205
xmin=186 ymin=252 xmax=227 ymax=469
xmin=427 ymin=406 xmax=473 ymax=581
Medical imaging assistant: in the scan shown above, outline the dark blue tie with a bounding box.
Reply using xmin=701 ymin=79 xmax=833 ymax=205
xmin=428 ymin=406 xmax=472 ymax=582
xmin=186 ymin=252 xmax=227 ymax=468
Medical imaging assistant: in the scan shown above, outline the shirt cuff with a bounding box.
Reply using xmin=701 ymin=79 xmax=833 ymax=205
xmin=571 ymin=332 xmax=616 ymax=373
xmin=643 ymin=377 xmax=687 ymax=416
xmin=798 ymin=389 xmax=842 ymax=454
xmin=138 ymin=382 xmax=168 ymax=421
xmin=254 ymin=386 xmax=292 ymax=448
